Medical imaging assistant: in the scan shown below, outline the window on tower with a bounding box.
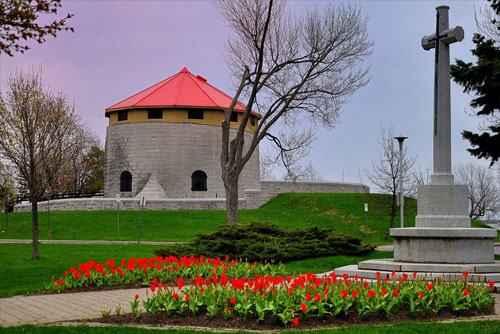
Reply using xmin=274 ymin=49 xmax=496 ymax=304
xmin=230 ymin=112 xmax=238 ymax=122
xmin=188 ymin=109 xmax=204 ymax=119
xmin=191 ymin=170 xmax=207 ymax=191
xmin=120 ymin=171 xmax=132 ymax=192
xmin=118 ymin=111 xmax=128 ymax=121
xmin=148 ymin=109 xmax=163 ymax=119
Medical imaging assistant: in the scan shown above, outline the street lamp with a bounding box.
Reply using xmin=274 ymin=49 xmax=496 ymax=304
xmin=394 ymin=136 xmax=408 ymax=228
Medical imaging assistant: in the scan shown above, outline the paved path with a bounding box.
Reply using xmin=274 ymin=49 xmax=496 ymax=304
xmin=0 ymin=239 xmax=184 ymax=245
xmin=0 ymin=287 xmax=147 ymax=327
xmin=0 ymin=287 xmax=499 ymax=327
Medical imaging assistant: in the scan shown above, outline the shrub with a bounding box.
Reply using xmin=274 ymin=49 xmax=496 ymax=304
xmin=155 ymin=222 xmax=373 ymax=262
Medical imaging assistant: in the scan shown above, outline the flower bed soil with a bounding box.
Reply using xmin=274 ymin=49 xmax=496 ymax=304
xmin=91 ymin=305 xmax=495 ymax=330
xmin=30 ymin=282 xmax=145 ymax=296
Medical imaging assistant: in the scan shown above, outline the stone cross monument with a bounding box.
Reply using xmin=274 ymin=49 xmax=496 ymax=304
xmin=334 ymin=6 xmax=499 ymax=282
xmin=422 ymin=6 xmax=464 ymax=186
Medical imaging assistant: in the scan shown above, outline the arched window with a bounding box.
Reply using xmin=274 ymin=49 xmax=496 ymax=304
xmin=191 ymin=170 xmax=207 ymax=191
xmin=120 ymin=171 xmax=132 ymax=192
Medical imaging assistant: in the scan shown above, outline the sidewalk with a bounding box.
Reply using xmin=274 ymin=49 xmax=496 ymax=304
xmin=0 ymin=287 xmax=146 ymax=327
xmin=0 ymin=287 xmax=499 ymax=327
xmin=0 ymin=239 xmax=184 ymax=245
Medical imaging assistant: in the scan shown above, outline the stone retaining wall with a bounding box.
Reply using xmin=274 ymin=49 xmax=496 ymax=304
xmin=244 ymin=181 xmax=369 ymax=208
xmin=14 ymin=181 xmax=368 ymax=212
xmin=14 ymin=198 xmax=239 ymax=212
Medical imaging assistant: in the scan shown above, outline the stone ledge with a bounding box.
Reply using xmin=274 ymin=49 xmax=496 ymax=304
xmin=358 ymin=259 xmax=500 ymax=273
xmin=333 ymin=264 xmax=500 ymax=282
xmin=390 ymin=227 xmax=497 ymax=238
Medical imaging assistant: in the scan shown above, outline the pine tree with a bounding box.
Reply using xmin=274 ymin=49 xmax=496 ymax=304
xmin=450 ymin=0 xmax=500 ymax=165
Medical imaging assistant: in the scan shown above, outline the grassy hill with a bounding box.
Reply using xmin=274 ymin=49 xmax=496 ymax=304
xmin=0 ymin=193 xmax=496 ymax=245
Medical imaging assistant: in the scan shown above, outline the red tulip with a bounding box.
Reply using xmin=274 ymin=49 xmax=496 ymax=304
xmin=340 ymin=289 xmax=348 ymax=298
xmin=368 ymin=290 xmax=375 ymax=298
xmin=393 ymin=289 xmax=399 ymax=297
xmin=418 ymin=292 xmax=424 ymax=299
xmin=351 ymin=290 xmax=358 ymax=298
xmin=463 ymin=271 xmax=469 ymax=278
xmin=135 ymin=294 xmax=139 ymax=300
xmin=381 ymin=288 xmax=388 ymax=296
xmin=230 ymin=297 xmax=236 ymax=305
xmin=427 ymin=283 xmax=433 ymax=291
xmin=462 ymin=289 xmax=469 ymax=296
xmin=300 ymin=302 xmax=308 ymax=312
xmin=305 ymin=292 xmax=312 ymax=301
xmin=293 ymin=317 xmax=299 ymax=326
xmin=314 ymin=293 xmax=321 ymax=301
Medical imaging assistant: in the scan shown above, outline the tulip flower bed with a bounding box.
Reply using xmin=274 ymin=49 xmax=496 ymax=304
xmin=96 ymin=271 xmax=495 ymax=329
xmin=50 ymin=255 xmax=286 ymax=292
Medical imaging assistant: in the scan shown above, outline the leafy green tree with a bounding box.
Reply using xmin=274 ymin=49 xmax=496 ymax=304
xmin=451 ymin=0 xmax=500 ymax=165
xmin=81 ymin=145 xmax=105 ymax=193
xmin=0 ymin=161 xmax=16 ymax=227
xmin=0 ymin=0 xmax=73 ymax=56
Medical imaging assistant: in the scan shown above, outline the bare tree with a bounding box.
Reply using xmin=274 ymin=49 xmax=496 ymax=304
xmin=475 ymin=1 xmax=500 ymax=43
xmin=56 ymin=125 xmax=102 ymax=193
xmin=264 ymin=128 xmax=323 ymax=182
xmin=0 ymin=69 xmax=79 ymax=259
xmin=0 ymin=161 xmax=16 ymax=227
xmin=407 ymin=166 xmax=432 ymax=199
xmin=215 ymin=0 xmax=373 ymax=223
xmin=455 ymin=162 xmax=500 ymax=219
xmin=364 ymin=126 xmax=417 ymax=228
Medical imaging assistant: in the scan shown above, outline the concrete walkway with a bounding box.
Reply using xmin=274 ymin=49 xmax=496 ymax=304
xmin=0 ymin=287 xmax=499 ymax=327
xmin=0 ymin=287 xmax=147 ymax=327
xmin=0 ymin=239 xmax=184 ymax=245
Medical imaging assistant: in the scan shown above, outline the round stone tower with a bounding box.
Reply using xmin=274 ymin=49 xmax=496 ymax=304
xmin=104 ymin=67 xmax=261 ymax=199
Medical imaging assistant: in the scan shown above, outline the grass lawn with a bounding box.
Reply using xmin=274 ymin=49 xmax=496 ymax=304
xmin=2 ymin=193 xmax=495 ymax=245
xmin=0 ymin=242 xmax=391 ymax=297
xmin=2 ymin=321 xmax=500 ymax=333
xmin=0 ymin=243 xmax=157 ymax=297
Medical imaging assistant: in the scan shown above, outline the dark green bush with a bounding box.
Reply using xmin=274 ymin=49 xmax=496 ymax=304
xmin=155 ymin=222 xmax=373 ymax=263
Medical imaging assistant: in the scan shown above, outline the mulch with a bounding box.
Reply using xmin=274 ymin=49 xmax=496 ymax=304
xmin=91 ymin=305 xmax=495 ymax=330
xmin=29 ymin=283 xmax=145 ymax=296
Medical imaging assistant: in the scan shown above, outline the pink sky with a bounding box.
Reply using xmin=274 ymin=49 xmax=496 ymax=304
xmin=0 ymin=0 xmax=491 ymax=184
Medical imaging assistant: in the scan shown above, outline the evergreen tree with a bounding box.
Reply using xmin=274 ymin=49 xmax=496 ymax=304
xmin=450 ymin=0 xmax=500 ymax=165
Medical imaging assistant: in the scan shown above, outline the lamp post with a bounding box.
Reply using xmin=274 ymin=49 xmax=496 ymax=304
xmin=394 ymin=136 xmax=408 ymax=228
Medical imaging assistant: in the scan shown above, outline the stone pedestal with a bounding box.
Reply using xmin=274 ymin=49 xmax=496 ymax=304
xmin=414 ymin=184 xmax=469 ymax=227
xmin=391 ymin=228 xmax=496 ymax=263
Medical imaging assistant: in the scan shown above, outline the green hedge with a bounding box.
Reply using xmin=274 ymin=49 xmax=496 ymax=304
xmin=155 ymin=222 xmax=373 ymax=262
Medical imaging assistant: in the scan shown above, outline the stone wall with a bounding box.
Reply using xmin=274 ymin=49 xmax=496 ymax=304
xmin=14 ymin=198 xmax=241 ymax=212
xmin=244 ymin=181 xmax=369 ymax=208
xmin=104 ymin=122 xmax=260 ymax=199
xmin=14 ymin=180 xmax=369 ymax=212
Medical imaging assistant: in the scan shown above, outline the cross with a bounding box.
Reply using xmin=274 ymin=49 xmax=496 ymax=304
xmin=421 ymin=6 xmax=464 ymax=186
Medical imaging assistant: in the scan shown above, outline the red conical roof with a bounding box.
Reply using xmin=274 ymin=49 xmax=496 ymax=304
xmin=106 ymin=67 xmax=260 ymax=117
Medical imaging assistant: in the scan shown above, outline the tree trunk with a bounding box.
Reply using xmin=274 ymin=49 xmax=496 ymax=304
xmin=225 ymin=176 xmax=239 ymax=224
xmin=389 ymin=194 xmax=397 ymax=229
xmin=32 ymin=200 xmax=39 ymax=259
xmin=5 ymin=203 xmax=8 ymax=227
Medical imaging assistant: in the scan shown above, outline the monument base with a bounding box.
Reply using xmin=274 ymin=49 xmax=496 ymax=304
xmin=415 ymin=184 xmax=470 ymax=227
xmin=332 ymin=259 xmax=500 ymax=284
xmin=391 ymin=227 xmax=496 ymax=263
